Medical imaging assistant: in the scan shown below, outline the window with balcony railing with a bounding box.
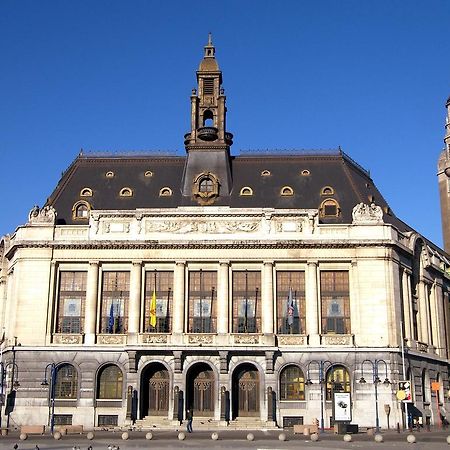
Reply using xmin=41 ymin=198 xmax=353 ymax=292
xmin=232 ymin=271 xmax=261 ymax=333
xmin=100 ymin=271 xmax=129 ymax=334
xmin=188 ymin=270 xmax=217 ymax=333
xmin=276 ymin=271 xmax=305 ymax=334
xmin=144 ymin=271 xmax=173 ymax=333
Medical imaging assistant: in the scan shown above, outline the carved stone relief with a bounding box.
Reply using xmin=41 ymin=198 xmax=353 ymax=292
xmin=28 ymin=205 xmax=57 ymax=225
xmin=352 ymin=202 xmax=384 ymax=224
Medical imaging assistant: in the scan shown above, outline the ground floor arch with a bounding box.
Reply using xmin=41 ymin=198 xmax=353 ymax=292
xmin=186 ymin=362 xmax=215 ymax=417
xmin=140 ymin=362 xmax=170 ymax=418
xmin=232 ymin=363 xmax=260 ymax=419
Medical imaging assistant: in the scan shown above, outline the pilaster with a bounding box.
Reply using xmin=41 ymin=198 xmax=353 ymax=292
xmin=173 ymin=261 xmax=185 ymax=334
xmin=128 ymin=261 xmax=142 ymax=344
xmin=262 ymin=261 xmax=274 ymax=335
xmin=84 ymin=261 xmax=99 ymax=345
xmin=217 ymin=261 xmax=229 ymax=334
xmin=306 ymin=261 xmax=320 ymax=346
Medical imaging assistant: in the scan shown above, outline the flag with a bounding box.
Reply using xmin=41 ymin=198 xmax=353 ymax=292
xmin=287 ymin=287 xmax=294 ymax=326
xmin=150 ymin=288 xmax=157 ymax=328
xmin=108 ymin=303 xmax=114 ymax=333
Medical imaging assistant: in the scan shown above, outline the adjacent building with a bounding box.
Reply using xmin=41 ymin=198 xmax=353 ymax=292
xmin=1 ymin=36 xmax=450 ymax=431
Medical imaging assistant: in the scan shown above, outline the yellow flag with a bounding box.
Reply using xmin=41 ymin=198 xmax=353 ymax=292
xmin=150 ymin=288 xmax=157 ymax=328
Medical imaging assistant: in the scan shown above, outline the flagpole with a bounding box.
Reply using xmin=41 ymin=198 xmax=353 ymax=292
xmin=244 ymin=270 xmax=248 ymax=333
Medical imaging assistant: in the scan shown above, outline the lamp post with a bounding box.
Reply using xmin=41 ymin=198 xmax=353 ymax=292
xmin=41 ymin=363 xmax=57 ymax=434
xmin=359 ymin=359 xmax=390 ymax=433
xmin=0 ymin=361 xmax=20 ymax=431
xmin=306 ymin=360 xmax=332 ymax=432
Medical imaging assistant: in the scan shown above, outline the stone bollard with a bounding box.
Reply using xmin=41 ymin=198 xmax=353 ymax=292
xmin=374 ymin=433 xmax=383 ymax=443
xmin=278 ymin=432 xmax=287 ymax=441
xmin=247 ymin=433 xmax=255 ymax=441
xmin=211 ymin=432 xmax=219 ymax=440
xmin=86 ymin=431 xmax=94 ymax=440
xmin=311 ymin=433 xmax=319 ymax=441
xmin=446 ymin=435 xmax=450 ymax=445
xmin=407 ymin=434 xmax=416 ymax=443
xmin=19 ymin=433 xmax=28 ymax=441
xmin=146 ymin=432 xmax=153 ymax=440
xmin=178 ymin=432 xmax=186 ymax=440
xmin=343 ymin=434 xmax=352 ymax=442
xmin=121 ymin=431 xmax=129 ymax=440
xmin=53 ymin=431 xmax=62 ymax=440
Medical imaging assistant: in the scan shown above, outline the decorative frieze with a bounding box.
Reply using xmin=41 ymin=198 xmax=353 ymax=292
xmin=97 ymin=334 xmax=126 ymax=345
xmin=187 ymin=334 xmax=214 ymax=345
xmin=233 ymin=334 xmax=259 ymax=345
xmin=278 ymin=335 xmax=306 ymax=346
xmin=141 ymin=334 xmax=168 ymax=344
xmin=320 ymin=334 xmax=353 ymax=346
xmin=146 ymin=219 xmax=259 ymax=234
xmin=52 ymin=334 xmax=83 ymax=345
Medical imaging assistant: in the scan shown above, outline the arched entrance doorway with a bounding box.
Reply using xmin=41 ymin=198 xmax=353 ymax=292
xmin=232 ymin=363 xmax=260 ymax=418
xmin=140 ymin=363 xmax=170 ymax=418
xmin=186 ymin=363 xmax=215 ymax=417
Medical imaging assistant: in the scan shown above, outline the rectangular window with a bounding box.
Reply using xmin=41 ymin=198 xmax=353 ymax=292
xmin=188 ymin=271 xmax=217 ymax=333
xmin=53 ymin=414 xmax=72 ymax=425
xmin=320 ymin=271 xmax=350 ymax=334
xmin=56 ymin=271 xmax=87 ymax=334
xmin=100 ymin=271 xmax=130 ymax=333
xmin=276 ymin=271 xmax=306 ymax=334
xmin=144 ymin=271 xmax=173 ymax=333
xmin=98 ymin=415 xmax=118 ymax=426
xmin=232 ymin=271 xmax=261 ymax=333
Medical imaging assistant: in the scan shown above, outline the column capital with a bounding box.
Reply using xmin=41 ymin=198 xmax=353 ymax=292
xmin=89 ymin=260 xmax=100 ymax=267
xmin=131 ymin=260 xmax=142 ymax=267
xmin=307 ymin=260 xmax=318 ymax=267
xmin=263 ymin=260 xmax=274 ymax=266
xmin=175 ymin=260 xmax=186 ymax=266
xmin=219 ymin=260 xmax=230 ymax=266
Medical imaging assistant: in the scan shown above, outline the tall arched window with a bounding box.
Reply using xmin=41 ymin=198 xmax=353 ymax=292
xmin=280 ymin=365 xmax=305 ymax=400
xmin=55 ymin=364 xmax=78 ymax=399
xmin=97 ymin=365 xmax=123 ymax=399
xmin=326 ymin=365 xmax=350 ymax=400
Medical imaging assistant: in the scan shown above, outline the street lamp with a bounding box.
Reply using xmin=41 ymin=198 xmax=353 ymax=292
xmin=306 ymin=360 xmax=332 ymax=432
xmin=359 ymin=359 xmax=390 ymax=433
xmin=0 ymin=361 xmax=20 ymax=430
xmin=41 ymin=363 xmax=57 ymax=434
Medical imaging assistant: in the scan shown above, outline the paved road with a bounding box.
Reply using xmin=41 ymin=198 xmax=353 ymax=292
xmin=0 ymin=429 xmax=449 ymax=450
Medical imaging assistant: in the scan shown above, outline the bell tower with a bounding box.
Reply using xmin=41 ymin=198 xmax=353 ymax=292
xmin=182 ymin=34 xmax=233 ymax=202
xmin=437 ymin=95 xmax=450 ymax=252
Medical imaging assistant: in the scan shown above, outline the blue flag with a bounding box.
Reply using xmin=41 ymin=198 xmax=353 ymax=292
xmin=108 ymin=303 xmax=114 ymax=333
xmin=287 ymin=288 xmax=294 ymax=326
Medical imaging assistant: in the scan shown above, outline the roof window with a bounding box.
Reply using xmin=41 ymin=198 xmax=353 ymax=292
xmin=321 ymin=186 xmax=334 ymax=196
xmin=144 ymin=171 xmax=153 ymax=177
xmin=301 ymin=170 xmax=310 ymax=176
xmin=159 ymin=187 xmax=173 ymax=197
xmin=280 ymin=186 xmax=294 ymax=197
xmin=80 ymin=187 xmax=93 ymax=197
xmin=105 ymin=171 xmax=114 ymax=178
xmin=119 ymin=187 xmax=133 ymax=197
xmin=261 ymin=170 xmax=271 ymax=177
xmin=72 ymin=201 xmax=91 ymax=220
xmin=239 ymin=187 xmax=253 ymax=196
xmin=319 ymin=199 xmax=340 ymax=217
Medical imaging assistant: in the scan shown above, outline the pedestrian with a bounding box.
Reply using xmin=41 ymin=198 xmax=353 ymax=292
xmin=186 ymin=408 xmax=193 ymax=433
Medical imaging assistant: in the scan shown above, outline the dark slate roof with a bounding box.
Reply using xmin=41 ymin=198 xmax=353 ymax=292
xmin=47 ymin=149 xmax=409 ymax=232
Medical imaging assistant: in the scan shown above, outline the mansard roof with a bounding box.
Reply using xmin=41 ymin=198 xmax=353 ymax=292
xmin=46 ymin=148 xmax=409 ymax=232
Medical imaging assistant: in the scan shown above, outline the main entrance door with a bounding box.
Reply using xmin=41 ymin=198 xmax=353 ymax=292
xmin=187 ymin=363 xmax=214 ymax=416
xmin=232 ymin=364 xmax=260 ymax=418
xmin=140 ymin=363 xmax=169 ymax=418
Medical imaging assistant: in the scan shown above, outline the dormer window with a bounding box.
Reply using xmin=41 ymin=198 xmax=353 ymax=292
xmin=192 ymin=172 xmax=219 ymax=205
xmin=105 ymin=171 xmax=114 ymax=178
xmin=80 ymin=188 xmax=93 ymax=197
xmin=301 ymin=170 xmax=310 ymax=176
xmin=119 ymin=187 xmax=133 ymax=197
xmin=320 ymin=199 xmax=340 ymax=217
xmin=321 ymin=186 xmax=334 ymax=196
xmin=159 ymin=187 xmax=173 ymax=197
xmin=72 ymin=201 xmax=90 ymax=220
xmin=240 ymin=187 xmax=253 ymax=196
xmin=280 ymin=186 xmax=294 ymax=197
xmin=261 ymin=170 xmax=271 ymax=177
xmin=144 ymin=171 xmax=153 ymax=177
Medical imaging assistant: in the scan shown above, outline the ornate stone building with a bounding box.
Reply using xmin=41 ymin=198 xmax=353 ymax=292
xmin=1 ymin=36 xmax=450 ymax=431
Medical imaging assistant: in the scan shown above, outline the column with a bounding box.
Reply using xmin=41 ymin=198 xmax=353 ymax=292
xmin=429 ymin=283 xmax=440 ymax=353
xmin=127 ymin=261 xmax=142 ymax=344
xmin=262 ymin=261 xmax=274 ymax=334
xmin=217 ymin=261 xmax=229 ymax=334
xmin=418 ymin=281 xmax=429 ymax=344
xmin=172 ymin=261 xmax=185 ymax=334
xmin=85 ymin=261 xmax=99 ymax=345
xmin=434 ymin=282 xmax=446 ymax=357
xmin=306 ymin=261 xmax=320 ymax=345
xmin=402 ymin=269 xmax=413 ymax=341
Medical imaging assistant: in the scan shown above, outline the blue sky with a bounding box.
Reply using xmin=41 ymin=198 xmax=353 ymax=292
xmin=1 ymin=0 xmax=449 ymax=246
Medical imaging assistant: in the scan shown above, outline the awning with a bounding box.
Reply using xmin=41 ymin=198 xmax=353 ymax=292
xmin=406 ymin=404 xmax=422 ymax=417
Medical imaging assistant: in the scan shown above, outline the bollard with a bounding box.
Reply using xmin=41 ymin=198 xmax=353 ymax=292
xmin=278 ymin=432 xmax=287 ymax=441
xmin=211 ymin=432 xmax=219 ymax=440
xmin=247 ymin=433 xmax=255 ymax=441
xmin=53 ymin=431 xmax=62 ymax=440
xmin=121 ymin=431 xmax=129 ymax=440
xmin=19 ymin=433 xmax=28 ymax=441
xmin=374 ymin=433 xmax=383 ymax=443
xmin=178 ymin=432 xmax=186 ymax=440
xmin=397 ymin=422 xmax=400 ymax=433
xmin=146 ymin=432 xmax=153 ymax=440
xmin=343 ymin=434 xmax=352 ymax=442
xmin=86 ymin=431 xmax=94 ymax=440
xmin=311 ymin=433 xmax=319 ymax=441
xmin=407 ymin=434 xmax=416 ymax=443
xmin=446 ymin=435 xmax=450 ymax=444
